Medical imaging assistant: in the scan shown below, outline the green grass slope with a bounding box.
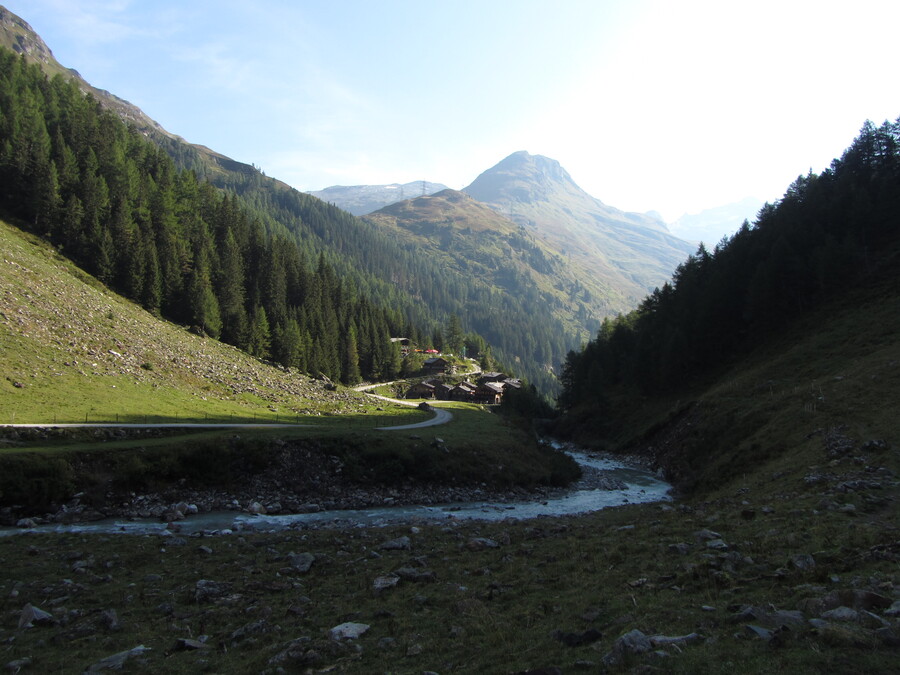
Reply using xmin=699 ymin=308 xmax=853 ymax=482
xmin=0 ymin=219 xmax=364 ymax=424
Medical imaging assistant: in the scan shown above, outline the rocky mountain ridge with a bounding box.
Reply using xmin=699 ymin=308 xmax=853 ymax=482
xmin=308 ymin=181 xmax=449 ymax=216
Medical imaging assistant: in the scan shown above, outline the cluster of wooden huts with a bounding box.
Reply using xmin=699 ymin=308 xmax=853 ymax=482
xmin=406 ymin=371 xmax=521 ymax=405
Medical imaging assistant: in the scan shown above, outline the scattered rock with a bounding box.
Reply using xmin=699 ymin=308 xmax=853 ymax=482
xmin=729 ymin=605 xmax=804 ymax=628
xmin=743 ymin=624 xmax=774 ymax=641
xmin=18 ymin=603 xmax=54 ymax=629
xmin=600 ymin=629 xmax=651 ymax=667
xmin=466 ymin=537 xmax=500 ymax=551
xmin=194 ymin=579 xmax=229 ymax=603
xmin=287 ymin=552 xmax=315 ymax=573
xmin=230 ymin=619 xmax=272 ymax=644
xmin=821 ymin=606 xmax=859 ymax=622
xmin=246 ymin=501 xmax=267 ymax=515
xmin=329 ymin=622 xmax=369 ymax=640
xmin=648 ymin=632 xmax=703 ymax=647
xmin=373 ymin=575 xmax=400 ymax=592
xmin=84 ymin=645 xmax=150 ymax=672
xmin=379 ymin=536 xmax=411 ymax=551
xmin=268 ymin=637 xmax=316 ymax=666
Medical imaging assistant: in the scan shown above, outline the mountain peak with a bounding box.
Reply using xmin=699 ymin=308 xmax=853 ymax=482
xmin=498 ymin=150 xmax=566 ymax=173
xmin=462 ymin=151 xmax=694 ymax=310
xmin=465 ymin=151 xmax=577 ymax=206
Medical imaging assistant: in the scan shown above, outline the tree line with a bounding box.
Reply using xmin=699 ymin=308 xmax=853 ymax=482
xmin=559 ymin=118 xmax=900 ymax=412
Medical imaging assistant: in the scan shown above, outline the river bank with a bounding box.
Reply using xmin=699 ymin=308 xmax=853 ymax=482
xmin=1 ymin=443 xmax=670 ymax=535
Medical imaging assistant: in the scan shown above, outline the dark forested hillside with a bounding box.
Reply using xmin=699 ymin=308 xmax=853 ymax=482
xmin=0 ymin=47 xmax=577 ymax=393
xmin=560 ymin=122 xmax=900 ymax=408
xmin=559 ymin=118 xmax=900 ymax=415
xmin=0 ymin=49 xmax=417 ymax=384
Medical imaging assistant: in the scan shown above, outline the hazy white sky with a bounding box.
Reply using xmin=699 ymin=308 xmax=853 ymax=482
xmin=8 ymin=0 xmax=900 ymax=221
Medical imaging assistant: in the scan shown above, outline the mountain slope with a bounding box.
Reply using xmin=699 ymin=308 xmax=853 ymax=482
xmin=308 ymin=181 xmax=449 ymax=216
xmin=0 ymin=5 xmax=303 ymax=188
xmin=365 ymin=189 xmax=607 ymax=337
xmin=464 ymin=151 xmax=696 ymax=313
xmin=0 ymin=219 xmax=361 ymax=422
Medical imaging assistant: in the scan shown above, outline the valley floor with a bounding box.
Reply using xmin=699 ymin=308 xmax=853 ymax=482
xmin=1 ymin=419 xmax=897 ymax=674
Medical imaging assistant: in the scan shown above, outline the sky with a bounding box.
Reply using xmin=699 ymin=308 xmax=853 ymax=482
xmin=7 ymin=0 xmax=900 ymax=222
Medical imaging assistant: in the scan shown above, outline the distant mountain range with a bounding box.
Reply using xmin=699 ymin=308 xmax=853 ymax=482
xmin=308 ymin=181 xmax=449 ymax=216
xmin=668 ymin=197 xmax=764 ymax=245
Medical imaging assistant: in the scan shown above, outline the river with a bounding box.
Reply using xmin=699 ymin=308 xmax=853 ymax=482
xmin=0 ymin=448 xmax=671 ymax=537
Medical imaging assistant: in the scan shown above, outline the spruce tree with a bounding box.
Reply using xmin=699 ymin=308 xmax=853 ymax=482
xmin=247 ymin=306 xmax=272 ymax=359
xmin=341 ymin=323 xmax=362 ymax=385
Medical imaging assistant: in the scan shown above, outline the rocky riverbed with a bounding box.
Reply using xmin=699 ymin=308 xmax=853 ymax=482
xmin=1 ymin=441 xmax=663 ymax=531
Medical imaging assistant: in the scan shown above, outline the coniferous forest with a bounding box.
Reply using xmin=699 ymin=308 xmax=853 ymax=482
xmin=0 ymin=48 xmax=577 ymax=391
xmin=559 ymin=118 xmax=900 ymax=415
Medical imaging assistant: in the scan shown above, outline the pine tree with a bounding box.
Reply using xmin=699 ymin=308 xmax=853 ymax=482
xmin=446 ymin=313 xmax=464 ymax=354
xmin=214 ymin=228 xmax=247 ymax=347
xmin=274 ymin=317 xmax=304 ymax=369
xmin=187 ymin=252 xmax=223 ymax=337
xmin=247 ymin=306 xmax=272 ymax=359
xmin=341 ymin=323 xmax=362 ymax=385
